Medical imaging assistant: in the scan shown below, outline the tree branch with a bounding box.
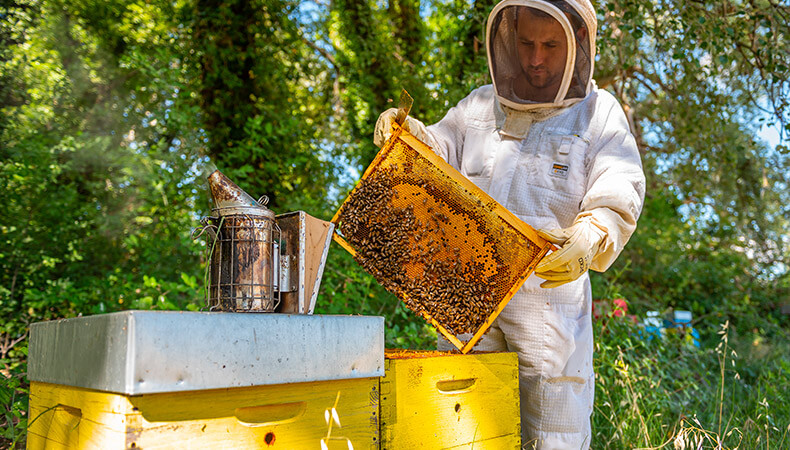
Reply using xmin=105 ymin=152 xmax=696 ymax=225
xmin=0 ymin=331 xmax=28 ymax=360
xmin=298 ymin=31 xmax=342 ymax=112
xmin=300 ymin=33 xmax=337 ymax=68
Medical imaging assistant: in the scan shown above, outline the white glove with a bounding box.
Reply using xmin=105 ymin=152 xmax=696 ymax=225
xmin=374 ymin=108 xmax=433 ymax=148
xmin=534 ymin=213 xmax=609 ymax=289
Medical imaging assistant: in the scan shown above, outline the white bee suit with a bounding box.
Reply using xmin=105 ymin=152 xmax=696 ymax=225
xmin=430 ymin=84 xmax=644 ymax=449
xmin=423 ymin=1 xmax=646 ymax=448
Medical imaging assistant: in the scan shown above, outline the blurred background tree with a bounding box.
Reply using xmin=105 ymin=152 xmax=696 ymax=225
xmin=1 ymin=0 xmax=789 ymax=447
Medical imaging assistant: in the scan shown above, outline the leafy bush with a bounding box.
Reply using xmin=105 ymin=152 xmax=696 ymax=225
xmin=0 ymin=344 xmax=27 ymax=448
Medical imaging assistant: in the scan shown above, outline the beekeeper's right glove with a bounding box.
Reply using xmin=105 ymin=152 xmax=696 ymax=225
xmin=374 ymin=108 xmax=433 ymax=148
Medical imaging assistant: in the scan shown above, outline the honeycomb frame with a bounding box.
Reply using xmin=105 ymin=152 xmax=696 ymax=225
xmin=332 ymin=124 xmax=553 ymax=353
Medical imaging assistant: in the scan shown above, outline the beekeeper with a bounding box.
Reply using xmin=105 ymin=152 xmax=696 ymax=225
xmin=374 ymin=0 xmax=645 ymax=448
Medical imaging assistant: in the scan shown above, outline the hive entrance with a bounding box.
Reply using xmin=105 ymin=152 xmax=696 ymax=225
xmin=333 ymin=125 xmax=552 ymax=353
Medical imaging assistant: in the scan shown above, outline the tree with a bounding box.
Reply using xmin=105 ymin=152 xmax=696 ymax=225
xmin=593 ymin=0 xmax=790 ymax=314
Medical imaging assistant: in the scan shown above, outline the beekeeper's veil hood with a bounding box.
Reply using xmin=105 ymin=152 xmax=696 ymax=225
xmin=487 ymin=0 xmax=596 ymax=135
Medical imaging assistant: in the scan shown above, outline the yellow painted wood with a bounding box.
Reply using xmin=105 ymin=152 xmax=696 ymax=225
xmin=28 ymin=382 xmax=132 ymax=449
xmin=331 ymin=231 xmax=357 ymax=257
xmin=380 ymin=351 xmax=521 ymax=450
xmin=28 ymin=378 xmax=380 ymax=450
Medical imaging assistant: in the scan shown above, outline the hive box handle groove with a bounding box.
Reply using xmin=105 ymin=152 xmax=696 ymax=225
xmin=436 ymin=378 xmax=477 ymax=394
xmin=234 ymin=401 xmax=307 ymax=426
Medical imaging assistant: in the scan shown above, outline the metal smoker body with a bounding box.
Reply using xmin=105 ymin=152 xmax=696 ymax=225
xmin=207 ymin=170 xmax=280 ymax=312
xmin=204 ymin=170 xmax=333 ymax=313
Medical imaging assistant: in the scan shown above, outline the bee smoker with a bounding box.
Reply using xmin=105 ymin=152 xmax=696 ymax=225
xmin=200 ymin=170 xmax=333 ymax=314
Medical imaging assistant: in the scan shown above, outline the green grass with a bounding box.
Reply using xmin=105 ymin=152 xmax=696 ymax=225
xmin=592 ymin=314 xmax=790 ymax=449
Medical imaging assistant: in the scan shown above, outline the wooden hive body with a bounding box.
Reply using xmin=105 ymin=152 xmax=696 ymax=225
xmin=28 ymin=351 xmax=521 ymax=449
xmin=379 ymin=350 xmax=521 ymax=449
xmin=28 ymin=378 xmax=380 ymax=449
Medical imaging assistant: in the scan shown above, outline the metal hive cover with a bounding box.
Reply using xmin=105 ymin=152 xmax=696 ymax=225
xmin=28 ymin=311 xmax=385 ymax=394
xmin=332 ymin=124 xmax=552 ymax=353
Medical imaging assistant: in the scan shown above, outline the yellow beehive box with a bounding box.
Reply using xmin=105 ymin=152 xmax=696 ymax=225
xmin=27 ymin=312 xmax=386 ymax=449
xmin=28 ymin=377 xmax=380 ymax=449
xmin=379 ymin=350 xmax=521 ymax=449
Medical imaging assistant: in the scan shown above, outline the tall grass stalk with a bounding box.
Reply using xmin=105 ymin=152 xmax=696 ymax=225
xmin=615 ymin=348 xmax=651 ymax=447
xmin=716 ymin=320 xmax=730 ymax=440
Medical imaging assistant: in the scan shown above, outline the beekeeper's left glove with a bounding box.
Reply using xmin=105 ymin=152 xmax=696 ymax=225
xmin=534 ymin=213 xmax=609 ymax=289
xmin=374 ymin=108 xmax=433 ymax=148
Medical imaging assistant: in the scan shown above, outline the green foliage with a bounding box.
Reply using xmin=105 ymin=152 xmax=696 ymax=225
xmin=190 ymin=0 xmax=337 ymax=211
xmin=596 ymin=0 xmax=790 ymax=267
xmin=1 ymin=3 xmax=206 ymax=446
xmin=0 ymin=360 xmax=27 ymax=448
xmin=424 ymin=0 xmax=494 ymax=116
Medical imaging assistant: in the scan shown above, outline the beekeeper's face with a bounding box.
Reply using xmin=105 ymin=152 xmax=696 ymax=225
xmin=487 ymin=0 xmax=595 ymax=108
xmin=515 ymin=8 xmax=568 ymax=102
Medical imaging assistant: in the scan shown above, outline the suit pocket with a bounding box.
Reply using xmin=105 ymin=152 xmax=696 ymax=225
xmin=540 ymin=374 xmax=593 ymax=433
xmin=536 ymin=133 xmax=589 ymax=198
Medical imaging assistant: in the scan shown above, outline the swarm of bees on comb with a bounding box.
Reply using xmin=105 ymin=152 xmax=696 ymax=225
xmin=337 ymin=157 xmax=535 ymax=335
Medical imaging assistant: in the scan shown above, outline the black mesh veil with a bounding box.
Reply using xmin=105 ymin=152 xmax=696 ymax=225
xmin=487 ymin=0 xmax=594 ymax=109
